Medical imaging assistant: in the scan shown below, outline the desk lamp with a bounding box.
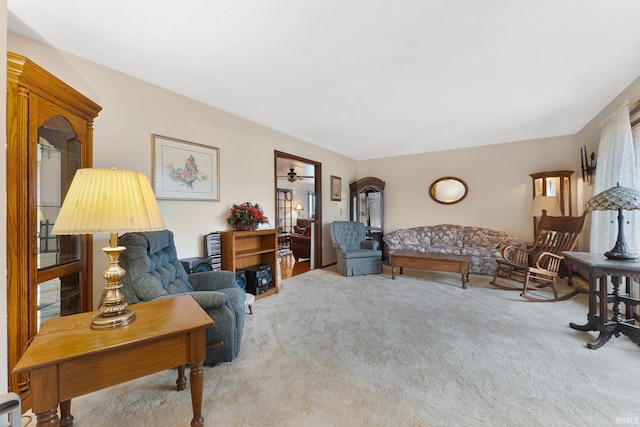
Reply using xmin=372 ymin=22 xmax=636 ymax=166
xmin=52 ymin=167 xmax=166 ymax=329
xmin=586 ymin=183 xmax=640 ymax=260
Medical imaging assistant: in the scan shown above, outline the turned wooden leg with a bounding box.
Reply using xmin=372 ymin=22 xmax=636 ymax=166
xmin=60 ymin=400 xmax=74 ymax=426
xmin=35 ymin=407 xmax=59 ymax=427
xmin=176 ymin=365 xmax=187 ymax=391
xmin=189 ymin=362 xmax=205 ymax=427
xmin=31 ymin=366 xmax=60 ymax=427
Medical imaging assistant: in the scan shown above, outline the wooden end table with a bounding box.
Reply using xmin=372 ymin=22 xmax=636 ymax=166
xmin=13 ymin=295 xmax=213 ymax=427
xmin=390 ymin=251 xmax=471 ymax=288
xmin=564 ymin=252 xmax=640 ymax=349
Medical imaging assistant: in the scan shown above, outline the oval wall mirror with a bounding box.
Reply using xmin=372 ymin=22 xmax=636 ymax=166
xmin=429 ymin=176 xmax=468 ymax=205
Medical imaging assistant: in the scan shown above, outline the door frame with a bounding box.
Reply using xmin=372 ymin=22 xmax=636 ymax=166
xmin=274 ymin=150 xmax=322 ymax=269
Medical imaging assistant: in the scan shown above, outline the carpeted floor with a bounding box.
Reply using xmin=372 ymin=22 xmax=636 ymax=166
xmin=28 ymin=266 xmax=640 ymax=427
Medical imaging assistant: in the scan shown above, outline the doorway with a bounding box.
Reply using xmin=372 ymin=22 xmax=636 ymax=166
xmin=274 ymin=151 xmax=322 ymax=277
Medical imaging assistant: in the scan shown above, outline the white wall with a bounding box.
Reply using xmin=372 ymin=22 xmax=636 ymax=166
xmin=358 ymin=135 xmax=579 ymax=243
xmin=7 ymin=32 xmax=357 ymax=308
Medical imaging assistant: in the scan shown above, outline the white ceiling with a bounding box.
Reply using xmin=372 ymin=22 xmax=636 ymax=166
xmin=8 ymin=1 xmax=640 ymax=160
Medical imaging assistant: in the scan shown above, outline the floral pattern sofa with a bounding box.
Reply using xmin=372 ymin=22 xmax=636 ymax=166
xmin=383 ymin=224 xmax=523 ymax=276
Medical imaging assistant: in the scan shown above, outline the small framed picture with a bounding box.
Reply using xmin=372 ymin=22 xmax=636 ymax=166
xmin=330 ymin=175 xmax=342 ymax=201
xmin=152 ymin=134 xmax=220 ymax=201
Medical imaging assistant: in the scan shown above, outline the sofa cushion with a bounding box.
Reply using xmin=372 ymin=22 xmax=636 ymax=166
xmin=429 ymin=244 xmax=463 ymax=255
xmin=395 ymin=228 xmax=431 ymax=247
xmin=463 ymin=227 xmax=507 ymax=248
xmin=429 ymin=224 xmax=463 ymax=248
xmin=461 ymin=246 xmax=499 ymax=257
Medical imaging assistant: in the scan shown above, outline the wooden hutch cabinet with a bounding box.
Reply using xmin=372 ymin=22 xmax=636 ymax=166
xmin=349 ymin=177 xmax=386 ymax=252
xmin=6 ymin=52 xmax=101 ymax=405
xmin=530 ymin=170 xmax=573 ymax=216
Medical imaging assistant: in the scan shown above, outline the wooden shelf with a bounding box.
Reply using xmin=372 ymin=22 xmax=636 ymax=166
xmin=221 ymin=229 xmax=279 ymax=296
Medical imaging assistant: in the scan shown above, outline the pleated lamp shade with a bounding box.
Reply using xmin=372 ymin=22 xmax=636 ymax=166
xmin=528 ymin=196 xmax=562 ymax=217
xmin=52 ymin=167 xmax=166 ymax=235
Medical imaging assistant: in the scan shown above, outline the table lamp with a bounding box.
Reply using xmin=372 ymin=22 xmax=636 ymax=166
xmin=586 ymin=183 xmax=640 ymax=260
xmin=52 ymin=167 xmax=166 ymax=329
xmin=293 ymin=202 xmax=304 ymax=214
xmin=529 ymin=196 xmax=562 ymax=236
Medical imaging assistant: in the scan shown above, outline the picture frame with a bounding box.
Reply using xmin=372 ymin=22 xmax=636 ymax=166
xmin=330 ymin=175 xmax=342 ymax=201
xmin=151 ymin=134 xmax=220 ymax=201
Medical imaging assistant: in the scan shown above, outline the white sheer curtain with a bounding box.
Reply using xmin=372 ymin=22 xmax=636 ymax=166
xmin=589 ymin=103 xmax=638 ymax=254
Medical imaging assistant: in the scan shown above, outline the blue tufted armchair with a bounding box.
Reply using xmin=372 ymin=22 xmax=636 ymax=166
xmin=330 ymin=221 xmax=383 ymax=276
xmin=118 ymin=230 xmax=245 ymax=364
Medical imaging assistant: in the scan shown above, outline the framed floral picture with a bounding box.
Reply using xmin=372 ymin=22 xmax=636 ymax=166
xmin=330 ymin=175 xmax=342 ymax=201
xmin=151 ymin=134 xmax=220 ymax=201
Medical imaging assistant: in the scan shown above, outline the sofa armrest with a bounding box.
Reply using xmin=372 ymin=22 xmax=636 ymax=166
xmin=188 ymin=270 xmax=237 ymax=292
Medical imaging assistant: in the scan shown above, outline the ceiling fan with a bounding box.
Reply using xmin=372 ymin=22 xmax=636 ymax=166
xmin=278 ymin=168 xmax=314 ymax=182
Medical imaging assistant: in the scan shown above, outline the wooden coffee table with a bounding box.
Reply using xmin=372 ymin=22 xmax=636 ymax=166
xmin=390 ymin=251 xmax=471 ymax=288
xmin=13 ymin=295 xmax=213 ymax=427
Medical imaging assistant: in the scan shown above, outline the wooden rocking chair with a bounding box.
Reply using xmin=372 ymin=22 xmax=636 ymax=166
xmin=490 ymin=211 xmax=587 ymax=302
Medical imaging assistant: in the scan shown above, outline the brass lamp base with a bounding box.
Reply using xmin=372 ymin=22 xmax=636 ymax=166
xmin=91 ymin=309 xmax=137 ymax=330
xmin=92 ymin=234 xmax=136 ymax=330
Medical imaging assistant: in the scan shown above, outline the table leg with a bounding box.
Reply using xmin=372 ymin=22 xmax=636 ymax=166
xmin=176 ymin=364 xmax=187 ymax=391
xmin=60 ymin=400 xmax=74 ymax=426
xmin=461 ymin=263 xmax=469 ymax=289
xmin=35 ymin=408 xmax=59 ymax=427
xmin=189 ymin=362 xmax=204 ymax=427
xmin=391 ymin=262 xmax=396 ymax=279
xmin=31 ymin=366 xmax=60 ymax=427
xmin=587 ymin=332 xmax=610 ymax=350
xmin=570 ymin=270 xmax=599 ymax=332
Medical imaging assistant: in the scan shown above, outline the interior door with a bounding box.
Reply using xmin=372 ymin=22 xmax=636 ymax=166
xmin=274 ymin=151 xmax=323 ymax=270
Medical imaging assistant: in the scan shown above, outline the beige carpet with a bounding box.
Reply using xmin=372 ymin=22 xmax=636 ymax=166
xmin=29 ymin=267 xmax=640 ymax=426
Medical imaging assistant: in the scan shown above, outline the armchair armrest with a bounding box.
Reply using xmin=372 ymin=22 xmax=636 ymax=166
xmin=333 ymin=242 xmax=347 ymax=251
xmin=187 ymin=291 xmax=230 ymax=310
xmin=533 ymin=251 xmax=564 ymax=273
xmin=500 ymin=245 xmax=529 ymax=266
xmin=188 ymin=270 xmax=237 ymax=292
xmin=360 ymin=240 xmax=379 ymax=251
xmin=155 ymin=292 xmax=229 ymax=310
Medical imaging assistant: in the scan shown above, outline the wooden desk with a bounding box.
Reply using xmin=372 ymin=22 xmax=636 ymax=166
xmin=564 ymin=252 xmax=640 ymax=349
xmin=13 ymin=295 xmax=213 ymax=427
xmin=390 ymin=251 xmax=471 ymax=288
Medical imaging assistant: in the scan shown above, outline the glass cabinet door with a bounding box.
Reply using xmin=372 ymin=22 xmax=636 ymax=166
xmin=530 ymin=170 xmax=573 ymax=216
xmin=35 ymin=117 xmax=85 ymax=330
xmin=349 ymin=177 xmax=385 ymax=241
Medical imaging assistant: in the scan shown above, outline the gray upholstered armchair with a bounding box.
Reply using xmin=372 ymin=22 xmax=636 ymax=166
xmin=118 ymin=230 xmax=245 ymax=364
xmin=330 ymin=221 xmax=383 ymax=276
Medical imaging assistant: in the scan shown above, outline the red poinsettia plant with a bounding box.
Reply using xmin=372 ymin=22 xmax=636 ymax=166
xmin=227 ymin=202 xmax=269 ymax=227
